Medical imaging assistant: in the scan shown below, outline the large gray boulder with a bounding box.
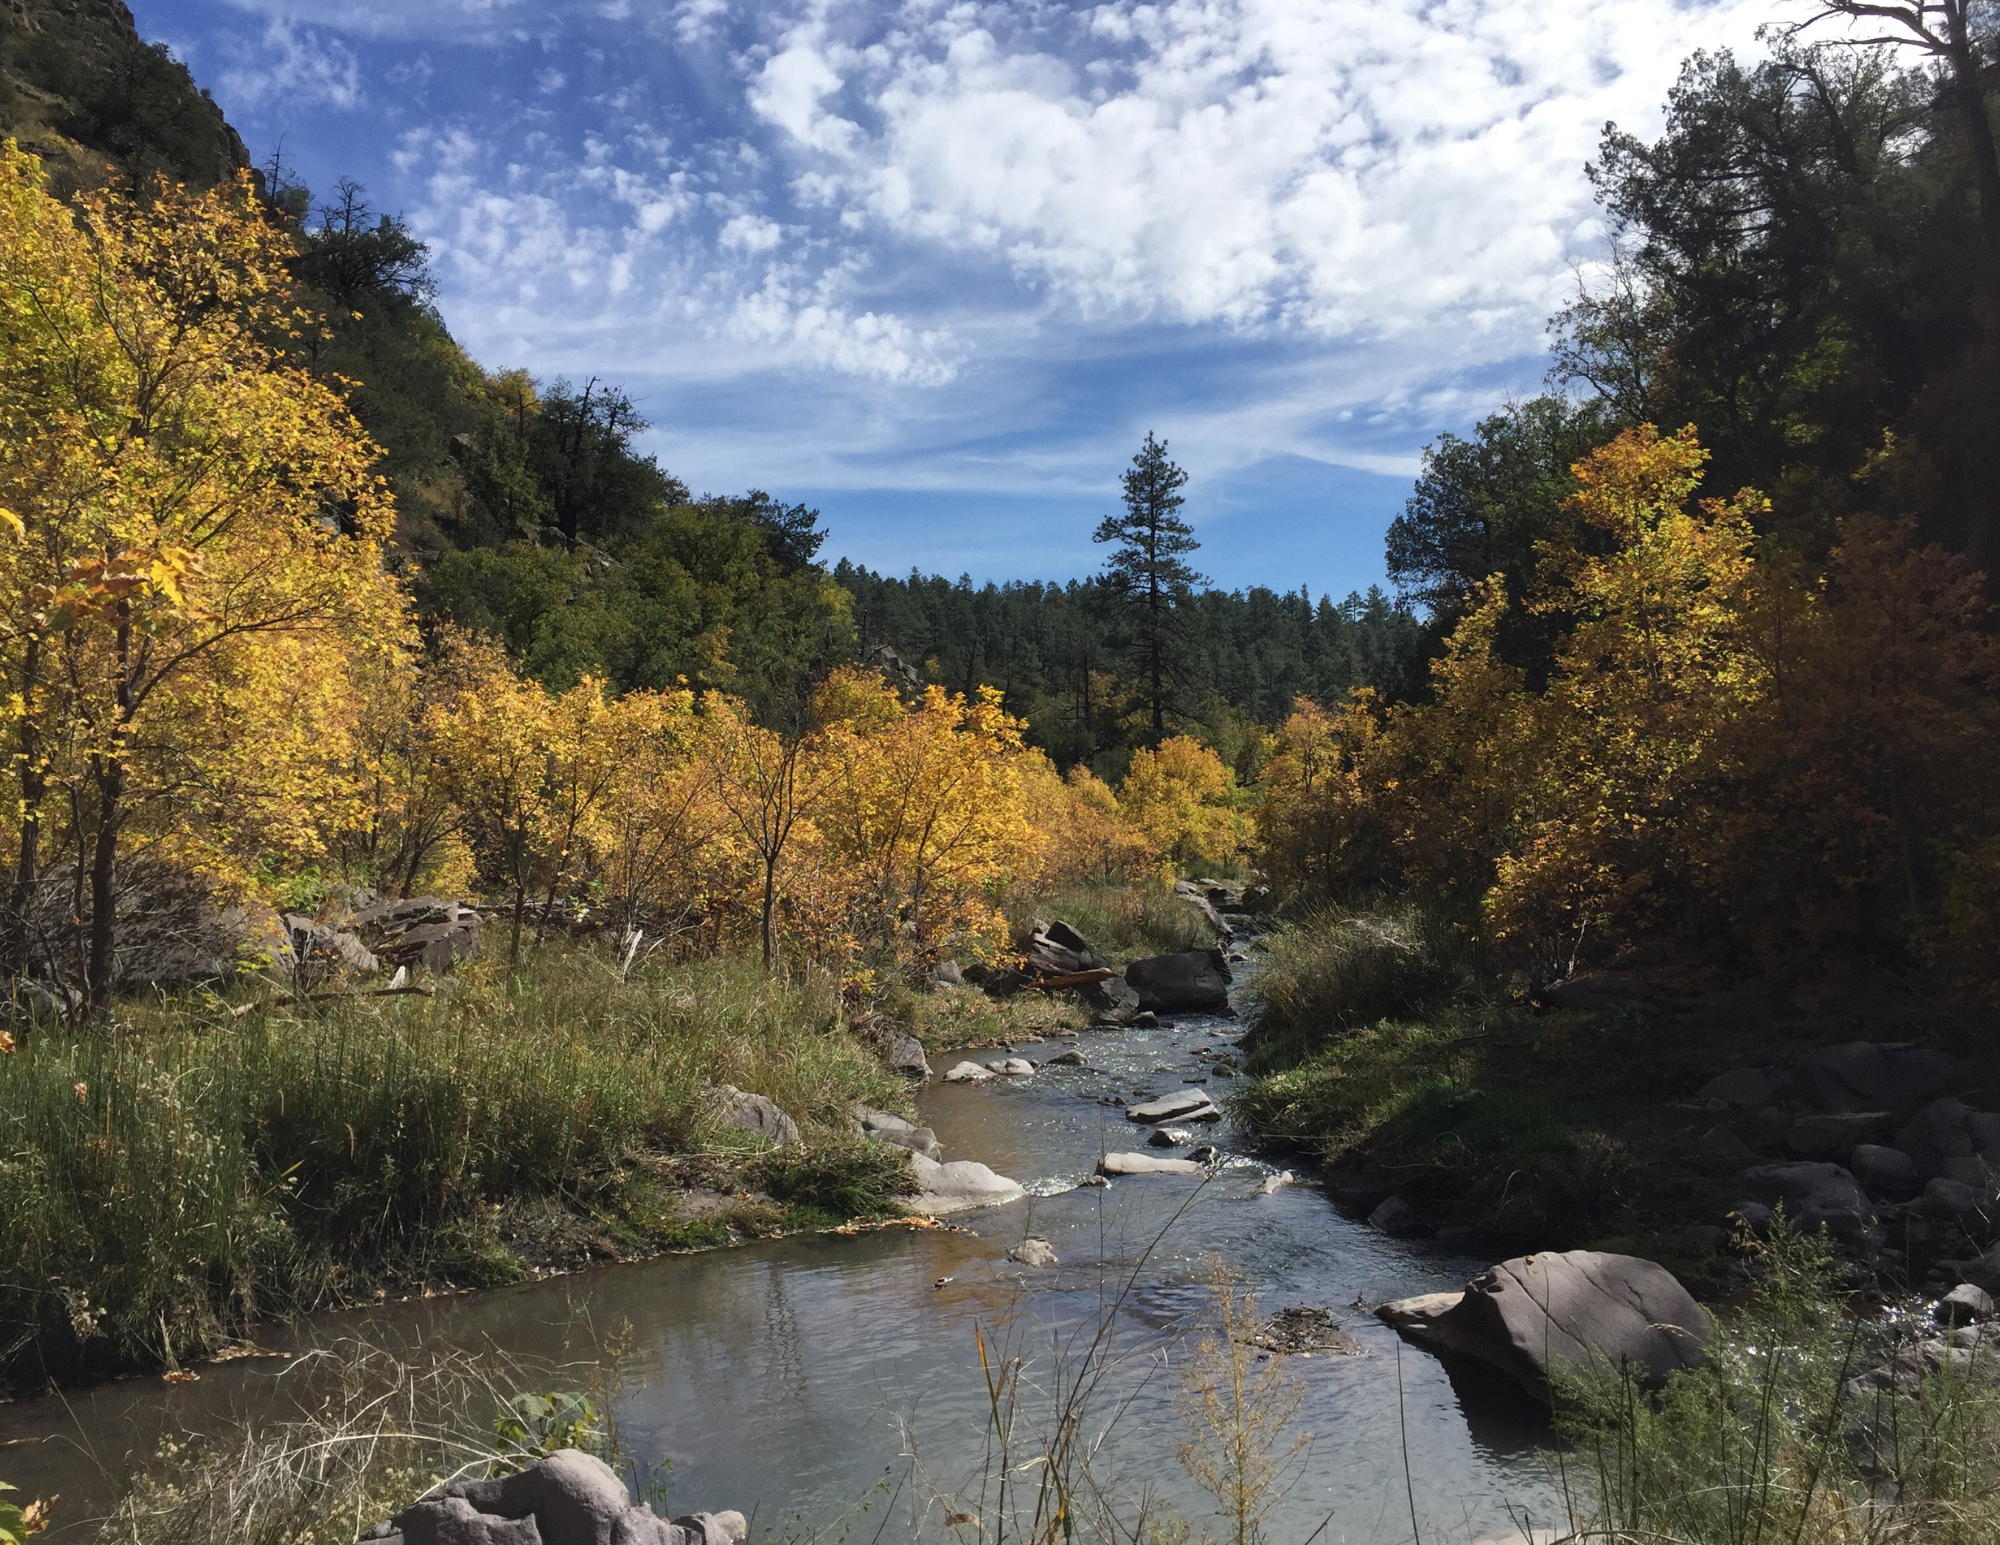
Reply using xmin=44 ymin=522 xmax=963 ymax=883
xmin=711 ymin=1085 xmax=801 ymax=1147
xmin=888 ymin=1034 xmax=931 ymax=1078
xmin=907 ymin=1153 xmax=1025 ymax=1213
xmin=1423 ymin=1251 xmax=1710 ymax=1402
xmin=365 ymin=1449 xmax=745 ymax=1545
xmin=1126 ymin=949 xmax=1231 ymax=1015
xmin=1895 ymin=1098 xmax=2000 ymax=1177
xmin=1850 ymin=1143 xmax=1921 ymax=1200
xmin=1738 ymin=1161 xmax=1876 ymax=1237
xmin=855 ymin=1104 xmax=941 ymax=1160
xmin=1797 ymin=1042 xmax=1952 ymax=1114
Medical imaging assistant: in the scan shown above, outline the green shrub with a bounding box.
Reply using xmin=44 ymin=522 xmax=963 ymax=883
xmin=750 ymin=1142 xmax=916 ymax=1221
xmin=1548 ymin=1219 xmax=2000 ymax=1545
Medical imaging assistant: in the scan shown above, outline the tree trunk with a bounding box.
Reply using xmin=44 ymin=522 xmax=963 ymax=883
xmin=760 ymin=856 xmax=778 ymax=973
xmin=85 ymin=758 xmax=126 ymax=1015
xmin=4 ymin=638 xmax=44 ymax=976
xmin=1944 ymin=6 xmax=2000 ymax=282
xmin=510 ymin=882 xmax=526 ymax=965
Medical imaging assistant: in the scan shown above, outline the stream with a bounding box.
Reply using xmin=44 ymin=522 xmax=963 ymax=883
xmin=1 ymin=1007 xmax=1561 ymax=1545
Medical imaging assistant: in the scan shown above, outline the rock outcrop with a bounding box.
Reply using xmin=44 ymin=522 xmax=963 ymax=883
xmin=1737 ymin=1161 xmax=1876 ymax=1237
xmin=359 ymin=1449 xmax=744 ymax=1545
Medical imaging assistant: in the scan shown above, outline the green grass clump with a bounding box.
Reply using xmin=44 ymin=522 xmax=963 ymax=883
xmin=1240 ymin=903 xmax=1486 ymax=1064
xmin=0 ymin=946 xmax=908 ymax=1387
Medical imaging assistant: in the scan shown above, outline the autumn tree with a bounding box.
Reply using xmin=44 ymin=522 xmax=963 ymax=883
xmin=0 ymin=147 xmax=408 ymax=1006
xmin=1096 ymin=433 xmax=1203 ymax=739
xmin=811 ymin=670 xmax=1038 ymax=969
xmin=1119 ymin=735 xmax=1245 ymax=878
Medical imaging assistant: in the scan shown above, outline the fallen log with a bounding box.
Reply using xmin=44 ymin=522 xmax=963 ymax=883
xmin=1031 ymin=968 xmax=1115 ymax=990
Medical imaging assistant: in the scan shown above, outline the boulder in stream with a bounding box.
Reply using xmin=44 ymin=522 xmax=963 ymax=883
xmin=1418 ymin=1250 xmax=1710 ymax=1403
xmin=906 ymin=1153 xmax=1025 ymax=1213
xmin=362 ymin=1449 xmax=744 ymax=1545
xmin=1098 ymin=1151 xmax=1205 ymax=1176
xmin=1125 ymin=949 xmax=1231 ymax=1015
xmin=1125 ymin=1088 xmax=1219 ymax=1123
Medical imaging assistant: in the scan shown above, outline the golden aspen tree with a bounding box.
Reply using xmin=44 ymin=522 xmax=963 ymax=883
xmin=0 ymin=147 xmax=409 ymax=1006
xmin=1119 ymin=735 xmax=1246 ymax=878
xmin=810 ymin=671 xmax=1039 ymax=968
xmin=1485 ymin=425 xmax=1765 ymax=957
xmin=700 ymin=691 xmax=824 ymax=972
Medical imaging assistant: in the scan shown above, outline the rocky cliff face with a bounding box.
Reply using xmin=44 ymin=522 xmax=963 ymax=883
xmin=0 ymin=0 xmax=250 ymax=192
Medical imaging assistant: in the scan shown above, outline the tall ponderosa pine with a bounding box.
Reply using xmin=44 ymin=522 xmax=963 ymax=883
xmin=1095 ymin=433 xmax=1204 ymax=739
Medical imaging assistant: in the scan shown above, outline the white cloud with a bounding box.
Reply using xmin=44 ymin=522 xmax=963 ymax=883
xmin=219 ymin=19 xmax=363 ymax=110
xmin=741 ymin=0 xmax=1770 ymax=352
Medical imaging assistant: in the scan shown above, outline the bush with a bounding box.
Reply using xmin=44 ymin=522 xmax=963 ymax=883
xmin=1548 ymin=1219 xmax=2000 ymax=1545
xmin=1241 ymin=904 xmax=1484 ymax=1063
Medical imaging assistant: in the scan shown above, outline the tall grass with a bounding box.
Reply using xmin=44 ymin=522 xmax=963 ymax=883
xmin=1004 ymin=881 xmax=1215 ymax=965
xmin=0 ymin=947 xmax=907 ymax=1386
xmin=1240 ymin=904 xmax=1486 ymax=1066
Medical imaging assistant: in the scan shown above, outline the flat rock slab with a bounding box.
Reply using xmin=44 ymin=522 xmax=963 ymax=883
xmin=942 ymin=1061 xmax=995 ymax=1083
xmin=1098 ymin=1151 xmax=1205 ymax=1176
xmin=1126 ymin=1089 xmax=1220 ymax=1123
xmin=907 ymin=1154 xmax=1025 ymax=1213
xmin=1427 ymin=1251 xmax=1710 ymax=1402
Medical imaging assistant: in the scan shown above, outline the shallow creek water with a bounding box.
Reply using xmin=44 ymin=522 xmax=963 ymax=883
xmin=3 ymin=1010 xmax=1561 ymax=1544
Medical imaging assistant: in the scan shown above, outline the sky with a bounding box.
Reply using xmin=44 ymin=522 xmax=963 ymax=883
xmin=133 ymin=0 xmax=1776 ymax=597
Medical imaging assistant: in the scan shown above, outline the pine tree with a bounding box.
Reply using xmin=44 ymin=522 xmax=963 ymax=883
xmin=1095 ymin=433 xmax=1204 ymax=739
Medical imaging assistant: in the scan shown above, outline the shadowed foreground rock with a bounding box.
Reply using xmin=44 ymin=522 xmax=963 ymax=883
xmin=1380 ymin=1251 xmax=1709 ymax=1403
xmin=361 ymin=1449 xmax=745 ymax=1545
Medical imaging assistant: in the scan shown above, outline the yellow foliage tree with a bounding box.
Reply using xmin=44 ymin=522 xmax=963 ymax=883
xmin=0 ymin=147 xmax=409 ymax=1005
xmin=810 ymin=670 xmax=1040 ymax=972
xmin=1119 ymin=735 xmax=1247 ymax=878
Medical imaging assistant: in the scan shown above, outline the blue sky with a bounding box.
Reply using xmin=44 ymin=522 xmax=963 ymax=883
xmin=134 ymin=0 xmax=1771 ymax=597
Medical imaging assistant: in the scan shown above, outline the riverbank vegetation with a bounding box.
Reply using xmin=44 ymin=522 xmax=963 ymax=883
xmin=0 ymin=947 xmax=923 ymax=1386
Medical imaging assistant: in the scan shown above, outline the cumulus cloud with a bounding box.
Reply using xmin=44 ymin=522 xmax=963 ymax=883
xmin=740 ymin=0 xmax=1770 ymax=352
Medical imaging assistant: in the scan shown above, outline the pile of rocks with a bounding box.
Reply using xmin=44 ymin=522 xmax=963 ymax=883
xmin=356 ymin=1450 xmax=742 ymax=1545
xmin=1694 ymin=1041 xmax=2000 ymax=1286
xmin=949 ymin=912 xmax=1245 ymax=1025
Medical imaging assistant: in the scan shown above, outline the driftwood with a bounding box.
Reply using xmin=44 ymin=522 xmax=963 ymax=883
xmin=1029 ymin=968 xmax=1114 ymax=991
